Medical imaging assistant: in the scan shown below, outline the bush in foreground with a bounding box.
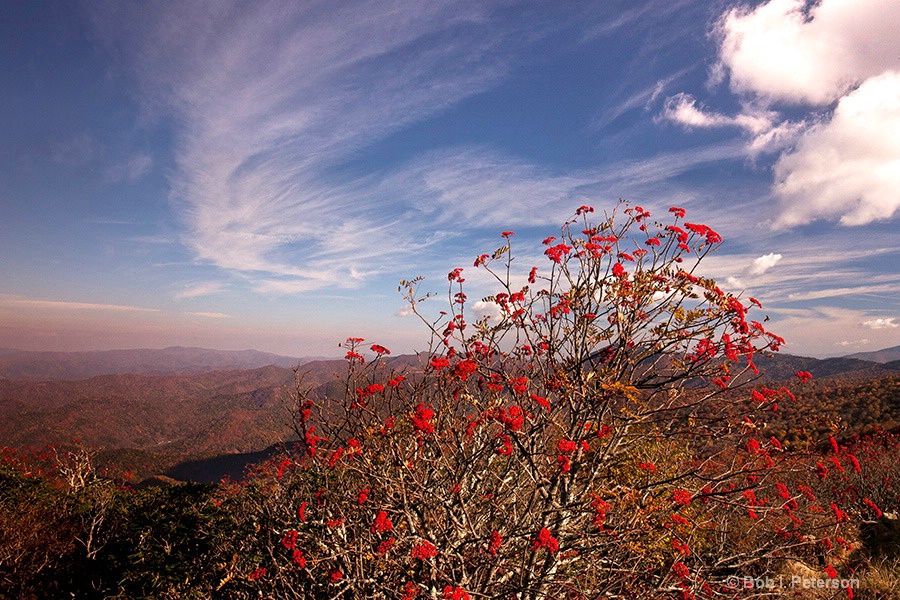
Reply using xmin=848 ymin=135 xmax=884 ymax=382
xmin=4 ymin=203 xmax=894 ymax=599
xmin=219 ymin=203 xmax=863 ymax=599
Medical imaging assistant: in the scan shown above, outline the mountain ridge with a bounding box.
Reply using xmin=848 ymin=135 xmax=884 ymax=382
xmin=2 ymin=343 xmax=897 ymax=380
xmin=0 ymin=346 xmax=896 ymax=480
xmin=0 ymin=346 xmax=315 ymax=380
xmin=845 ymin=344 xmax=900 ymax=364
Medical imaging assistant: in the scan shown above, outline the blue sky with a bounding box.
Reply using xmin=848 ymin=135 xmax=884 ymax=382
xmin=1 ymin=0 xmax=898 ymax=358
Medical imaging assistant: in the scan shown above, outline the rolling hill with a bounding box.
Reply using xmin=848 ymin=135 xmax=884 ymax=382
xmin=0 ymin=365 xmax=298 ymax=476
xmin=0 ymin=354 xmax=418 ymax=479
xmin=0 ymin=346 xmax=896 ymax=481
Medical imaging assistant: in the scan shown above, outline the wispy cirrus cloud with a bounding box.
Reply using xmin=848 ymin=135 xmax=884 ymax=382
xmin=105 ymin=153 xmax=153 ymax=183
xmin=786 ymin=283 xmax=900 ymax=302
xmin=701 ymin=245 xmax=899 ymax=301
xmin=0 ymin=294 xmax=159 ymax=312
xmin=174 ymin=282 xmax=225 ymax=300
xmin=581 ymin=0 xmax=699 ymax=43
xmin=88 ymin=0 xmax=574 ymax=292
xmin=81 ymin=0 xmax=896 ymax=364
xmin=593 ymin=72 xmax=686 ymax=131
xmin=755 ymin=306 xmax=898 ymax=356
xmin=381 ymin=142 xmax=749 ymax=232
xmin=87 ymin=0 xmax=758 ymax=296
xmin=188 ymin=311 xmax=229 ymax=319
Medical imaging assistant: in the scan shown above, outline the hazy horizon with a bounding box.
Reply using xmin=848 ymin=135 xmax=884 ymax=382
xmin=1 ymin=341 xmax=898 ymax=363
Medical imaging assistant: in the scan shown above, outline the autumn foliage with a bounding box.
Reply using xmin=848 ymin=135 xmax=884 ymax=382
xmin=223 ymin=203 xmax=869 ymax=598
xmin=2 ymin=202 xmax=896 ymax=599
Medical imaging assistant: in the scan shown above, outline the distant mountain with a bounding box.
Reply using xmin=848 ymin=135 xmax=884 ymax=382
xmin=0 ymin=354 xmax=420 ymax=480
xmin=845 ymin=345 xmax=900 ymax=364
xmin=0 ymin=346 xmax=306 ymax=380
xmin=7 ymin=343 xmax=894 ymax=382
xmin=0 ymin=365 xmax=298 ymax=476
xmin=751 ymin=353 xmax=899 ymax=382
xmin=0 ymin=345 xmax=895 ymax=482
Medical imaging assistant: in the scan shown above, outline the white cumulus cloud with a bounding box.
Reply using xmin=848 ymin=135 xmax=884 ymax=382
xmin=716 ymin=0 xmax=900 ymax=105
xmin=835 ymin=339 xmax=869 ymax=347
xmin=471 ymin=300 xmax=502 ymax=323
xmin=666 ymin=0 xmax=900 ymax=228
xmin=862 ymin=317 xmax=898 ymax=329
xmin=660 ymin=93 xmax=804 ymax=155
xmin=661 ymin=93 xmax=774 ymax=134
xmin=774 ymin=71 xmax=900 ymax=227
xmin=723 ymin=252 xmax=783 ymax=289
xmin=747 ymin=252 xmax=782 ymax=275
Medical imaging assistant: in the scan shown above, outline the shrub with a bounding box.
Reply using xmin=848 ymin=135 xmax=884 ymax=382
xmin=225 ymin=203 xmax=857 ymax=598
xmin=0 ymin=457 xmax=79 ymax=598
xmin=0 ymin=444 xmax=247 ymax=598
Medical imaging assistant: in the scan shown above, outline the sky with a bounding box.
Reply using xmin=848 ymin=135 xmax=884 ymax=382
xmin=1 ymin=0 xmax=898 ymax=359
